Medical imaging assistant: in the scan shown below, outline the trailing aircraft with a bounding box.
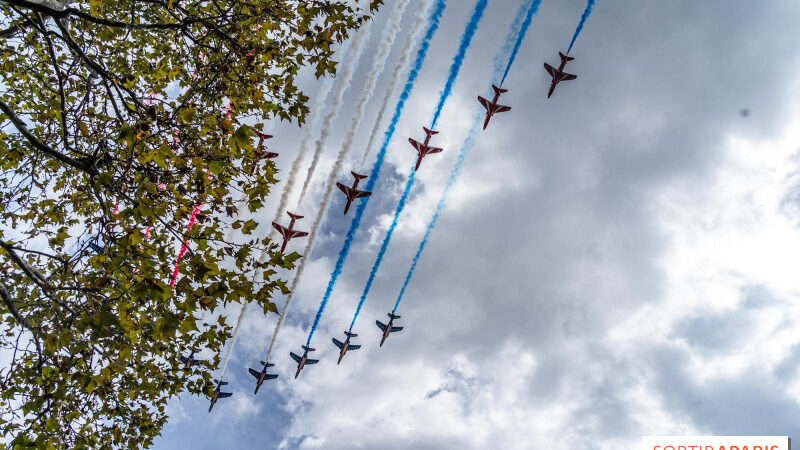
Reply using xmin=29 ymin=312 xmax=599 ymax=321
xmin=376 ymin=312 xmax=403 ymax=347
xmin=477 ymin=85 xmax=511 ymax=129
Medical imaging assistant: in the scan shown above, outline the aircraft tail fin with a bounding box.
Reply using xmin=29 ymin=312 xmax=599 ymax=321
xmin=492 ymin=84 xmax=508 ymax=95
xmin=260 ymin=361 xmax=274 ymax=367
xmin=344 ymin=331 xmax=358 ymax=338
xmin=351 ymin=171 xmax=367 ymax=181
xmin=423 ymin=126 xmax=439 ymax=136
xmin=301 ymin=345 xmax=316 ymax=352
xmin=388 ymin=312 xmax=401 ymax=320
xmin=559 ymin=51 xmax=575 ymax=63
xmin=287 ymin=212 xmax=304 ymax=220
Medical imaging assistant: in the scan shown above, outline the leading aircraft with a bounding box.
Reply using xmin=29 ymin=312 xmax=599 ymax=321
xmin=290 ymin=345 xmax=319 ymax=379
xmin=250 ymin=131 xmax=278 ymax=175
xmin=208 ymin=379 xmax=233 ymax=413
xmin=409 ymin=127 xmax=443 ymax=171
xmin=332 ymin=331 xmax=361 ymax=365
xmin=544 ymin=52 xmax=577 ymax=98
xmin=336 ymin=172 xmax=372 ymax=215
xmin=376 ymin=312 xmax=403 ymax=347
xmin=477 ymin=85 xmax=511 ymax=130
xmin=272 ymin=212 xmax=309 ymax=253
xmin=248 ymin=360 xmax=278 ymax=394
xmin=179 ymin=348 xmax=203 ymax=370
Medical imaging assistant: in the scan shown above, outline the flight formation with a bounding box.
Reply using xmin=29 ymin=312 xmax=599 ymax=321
xmin=174 ymin=0 xmax=597 ymax=411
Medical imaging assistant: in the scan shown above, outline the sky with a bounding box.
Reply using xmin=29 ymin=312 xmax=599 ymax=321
xmin=154 ymin=0 xmax=800 ymax=448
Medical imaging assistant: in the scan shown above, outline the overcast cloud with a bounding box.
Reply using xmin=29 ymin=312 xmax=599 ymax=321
xmin=154 ymin=0 xmax=800 ymax=448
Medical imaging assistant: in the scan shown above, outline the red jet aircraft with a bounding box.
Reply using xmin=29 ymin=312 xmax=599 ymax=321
xmin=478 ymin=85 xmax=511 ymax=130
xmin=409 ymin=127 xmax=443 ymax=171
xmin=544 ymin=52 xmax=577 ymax=98
xmin=376 ymin=312 xmax=403 ymax=347
xmin=272 ymin=212 xmax=309 ymax=253
xmin=248 ymin=360 xmax=278 ymax=394
xmin=336 ymin=172 xmax=372 ymax=215
xmin=290 ymin=345 xmax=319 ymax=379
xmin=332 ymin=331 xmax=361 ymax=364
xmin=250 ymin=132 xmax=278 ymax=175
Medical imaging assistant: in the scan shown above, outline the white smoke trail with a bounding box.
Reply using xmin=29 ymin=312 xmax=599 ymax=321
xmin=217 ymin=302 xmax=247 ymax=379
xmin=264 ymin=0 xmax=412 ymax=361
xmin=297 ymin=22 xmax=373 ymax=205
xmin=361 ymin=0 xmax=433 ymax=164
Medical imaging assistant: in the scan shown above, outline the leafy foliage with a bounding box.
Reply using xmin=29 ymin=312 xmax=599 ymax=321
xmin=0 ymin=0 xmax=381 ymax=447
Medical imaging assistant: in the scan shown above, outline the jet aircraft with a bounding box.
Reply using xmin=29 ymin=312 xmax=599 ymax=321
xmin=272 ymin=212 xmax=309 ymax=253
xmin=332 ymin=331 xmax=361 ymax=364
xmin=376 ymin=312 xmax=403 ymax=347
xmin=409 ymin=127 xmax=443 ymax=171
xmin=250 ymin=131 xmax=278 ymax=175
xmin=208 ymin=379 xmax=232 ymax=412
xmin=544 ymin=52 xmax=577 ymax=98
xmin=179 ymin=348 xmax=203 ymax=370
xmin=336 ymin=172 xmax=372 ymax=215
xmin=248 ymin=360 xmax=278 ymax=394
xmin=477 ymin=85 xmax=511 ymax=130
xmin=290 ymin=345 xmax=319 ymax=379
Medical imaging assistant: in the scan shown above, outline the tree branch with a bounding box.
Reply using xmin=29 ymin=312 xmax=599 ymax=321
xmin=0 ymin=99 xmax=97 ymax=175
xmin=5 ymin=0 xmax=190 ymax=30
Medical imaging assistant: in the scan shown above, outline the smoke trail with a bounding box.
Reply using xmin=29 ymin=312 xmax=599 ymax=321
xmin=395 ymin=0 xmax=544 ymax=311
xmin=348 ymin=0 xmax=488 ymax=331
xmin=218 ymin=302 xmax=248 ymax=379
xmin=297 ymin=23 xmax=373 ymax=205
xmin=348 ymin=168 xmax=415 ymax=331
xmin=429 ymin=0 xmax=488 ymax=130
xmin=361 ymin=0 xmax=433 ymax=164
xmin=566 ymin=0 xmax=595 ymax=55
xmin=265 ymin=76 xmax=334 ymax=246
xmin=304 ymin=0 xmax=447 ymax=347
xmin=500 ymin=0 xmax=542 ymax=85
xmin=261 ymin=0 xmax=412 ymax=361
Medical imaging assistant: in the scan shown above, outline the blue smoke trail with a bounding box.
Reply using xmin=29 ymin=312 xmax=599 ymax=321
xmin=348 ymin=167 xmax=416 ymax=332
xmin=305 ymin=0 xmax=447 ymax=347
xmin=429 ymin=0 xmax=488 ymax=130
xmin=394 ymin=0 xmax=544 ymax=312
xmin=347 ymin=0 xmax=489 ymax=333
xmin=566 ymin=0 xmax=595 ymax=55
xmin=492 ymin=0 xmax=529 ymax=80
xmin=394 ymin=113 xmax=482 ymax=313
xmin=500 ymin=0 xmax=542 ymax=85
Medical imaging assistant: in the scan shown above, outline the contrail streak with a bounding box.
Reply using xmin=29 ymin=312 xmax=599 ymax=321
xmin=304 ymin=0 xmax=447 ymax=347
xmin=361 ymin=0 xmax=433 ymax=164
xmin=500 ymin=0 xmax=542 ymax=85
xmin=262 ymin=0 xmax=411 ymax=362
xmin=297 ymin=23 xmax=373 ymax=205
xmin=567 ymin=0 xmax=595 ymax=54
xmin=218 ymin=302 xmax=248 ymax=379
xmin=395 ymin=0 xmax=543 ymax=312
xmin=348 ymin=0 xmax=488 ymax=331
xmin=430 ymin=0 xmax=488 ymax=130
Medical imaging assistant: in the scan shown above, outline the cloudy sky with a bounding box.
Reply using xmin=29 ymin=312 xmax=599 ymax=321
xmin=154 ymin=0 xmax=800 ymax=448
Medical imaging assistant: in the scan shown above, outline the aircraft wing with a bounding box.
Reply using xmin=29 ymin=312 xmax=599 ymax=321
xmin=265 ymin=374 xmax=278 ymax=380
xmin=408 ymin=138 xmax=422 ymax=152
xmin=427 ymin=146 xmax=443 ymax=155
xmin=290 ymin=352 xmax=301 ymax=363
xmin=376 ymin=320 xmax=387 ymax=331
xmin=332 ymin=338 xmax=344 ymax=349
xmin=354 ymin=190 xmax=372 ymax=199
xmin=218 ymin=392 xmax=233 ymax=399
xmin=289 ymin=230 xmax=309 ymax=239
xmin=306 ymin=358 xmax=319 ymax=365
xmin=560 ymin=73 xmax=577 ymax=81
xmin=336 ymin=182 xmax=349 ymax=196
xmin=272 ymin=222 xmax=288 ymax=238
xmin=248 ymin=368 xmax=260 ymax=379
xmin=496 ymin=105 xmax=511 ymax=114
xmin=349 ymin=344 xmax=361 ymax=350
xmin=544 ymin=63 xmax=556 ymax=78
xmin=477 ymin=96 xmax=491 ymax=111
xmin=391 ymin=326 xmax=404 ymax=332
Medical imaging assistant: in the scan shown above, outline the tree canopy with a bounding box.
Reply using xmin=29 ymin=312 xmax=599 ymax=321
xmin=0 ymin=0 xmax=380 ymax=447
